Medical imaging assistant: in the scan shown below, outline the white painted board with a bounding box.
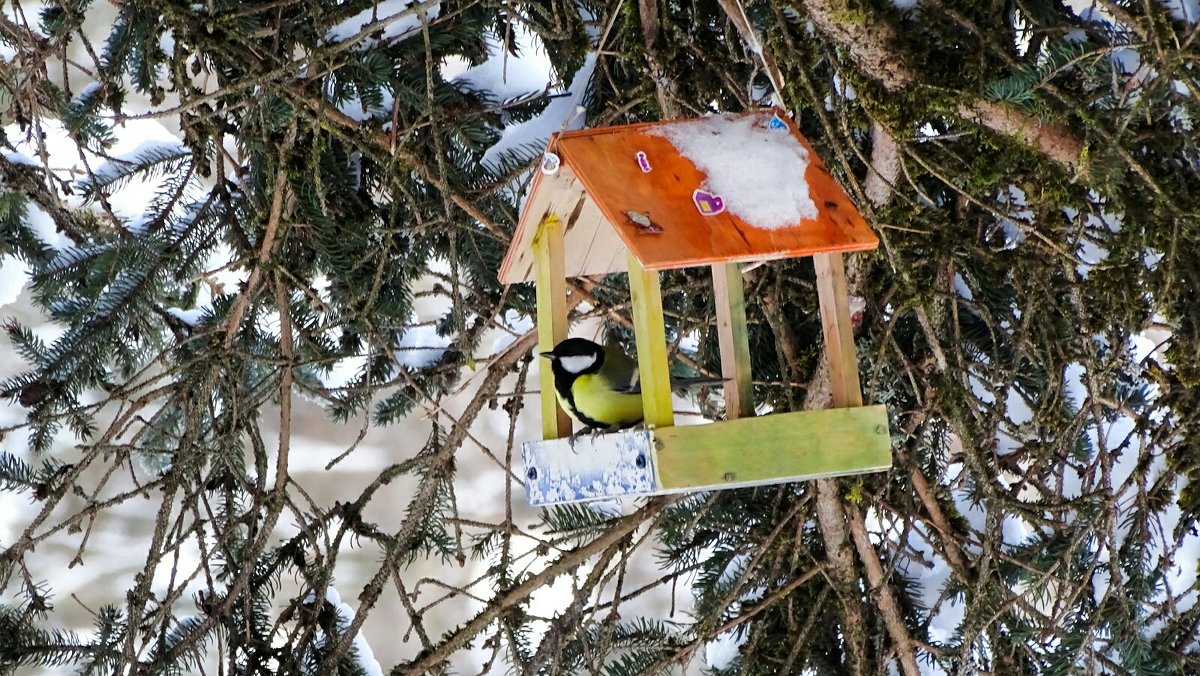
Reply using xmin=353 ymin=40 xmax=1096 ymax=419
xmin=521 ymin=430 xmax=659 ymax=505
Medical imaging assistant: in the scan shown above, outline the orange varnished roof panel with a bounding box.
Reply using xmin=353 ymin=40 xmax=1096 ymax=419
xmin=498 ymin=110 xmax=878 ymax=284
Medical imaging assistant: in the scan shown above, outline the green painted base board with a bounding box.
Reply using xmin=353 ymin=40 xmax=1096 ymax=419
xmin=654 ymin=405 xmax=892 ymax=490
xmin=519 ymin=406 xmax=893 ymax=506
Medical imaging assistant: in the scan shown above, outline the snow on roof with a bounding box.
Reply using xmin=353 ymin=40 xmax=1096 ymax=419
xmin=648 ymin=113 xmax=818 ymax=230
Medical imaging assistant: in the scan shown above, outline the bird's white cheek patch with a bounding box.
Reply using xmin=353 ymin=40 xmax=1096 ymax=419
xmin=558 ymin=354 xmax=597 ymax=374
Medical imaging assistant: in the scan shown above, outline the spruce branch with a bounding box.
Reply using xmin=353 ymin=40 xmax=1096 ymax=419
xmin=716 ymin=0 xmax=786 ymax=96
xmin=955 ymin=100 xmax=1086 ymax=175
xmin=397 ymin=497 xmax=678 ymax=675
xmin=221 ymin=165 xmax=291 ymax=348
xmin=795 ymin=0 xmax=1088 ymax=173
xmin=863 ymin=120 xmax=901 ymax=209
xmin=846 ymin=506 xmax=922 ymax=675
xmin=797 ymin=0 xmax=915 ymax=92
xmin=813 ymin=478 xmax=872 ymax=675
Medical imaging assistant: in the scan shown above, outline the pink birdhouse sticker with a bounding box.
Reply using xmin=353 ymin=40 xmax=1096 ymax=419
xmin=692 ymin=189 xmax=725 ymax=216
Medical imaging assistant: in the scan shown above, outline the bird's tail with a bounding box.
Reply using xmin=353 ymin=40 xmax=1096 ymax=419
xmin=616 ymin=376 xmax=726 ymax=395
xmin=669 ymin=376 xmax=727 ymax=390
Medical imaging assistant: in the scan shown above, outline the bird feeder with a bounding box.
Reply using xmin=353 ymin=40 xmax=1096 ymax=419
xmin=498 ymin=110 xmax=891 ymax=506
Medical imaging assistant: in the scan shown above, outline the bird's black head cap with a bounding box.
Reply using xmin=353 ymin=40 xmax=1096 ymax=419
xmin=542 ymin=337 xmax=603 ymax=359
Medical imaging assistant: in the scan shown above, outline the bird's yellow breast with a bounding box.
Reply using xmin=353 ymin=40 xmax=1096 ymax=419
xmin=560 ymin=373 xmax=645 ymax=428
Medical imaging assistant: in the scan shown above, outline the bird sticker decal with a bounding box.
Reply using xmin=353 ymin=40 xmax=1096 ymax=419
xmin=692 ymin=188 xmax=725 ymax=216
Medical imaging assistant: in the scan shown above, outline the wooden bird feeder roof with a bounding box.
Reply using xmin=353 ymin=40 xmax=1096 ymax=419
xmin=498 ymin=109 xmax=879 ymax=285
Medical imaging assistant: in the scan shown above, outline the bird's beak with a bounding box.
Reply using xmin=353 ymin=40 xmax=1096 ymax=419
xmin=539 ymin=351 xmax=555 ymax=360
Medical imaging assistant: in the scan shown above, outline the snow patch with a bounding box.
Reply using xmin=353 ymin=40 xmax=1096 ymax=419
xmin=397 ymin=323 xmax=451 ymax=369
xmin=27 ymin=203 xmax=71 ymax=250
xmin=325 ymin=0 xmax=439 ymax=45
xmin=832 ymin=73 xmax=856 ymax=101
xmin=2 ymin=150 xmax=38 ymax=166
xmin=315 ymin=587 xmax=384 ymax=676
xmin=449 ymin=25 xmax=554 ymax=100
xmin=900 ymin=521 xmax=960 ymax=643
xmin=678 ymin=329 xmax=701 ymax=355
xmin=325 ymin=353 xmax=368 ymax=389
xmin=947 ymin=463 xmax=987 ymax=534
xmin=88 ymin=139 xmax=187 ymax=186
xmin=969 ymin=372 xmax=997 ymax=405
xmin=490 ymin=309 xmax=533 ymax=354
xmin=1001 ymin=515 xmax=1032 ymax=547
xmin=159 ymin=29 xmax=176 ymax=57
xmin=1111 ymin=47 xmax=1141 ymax=75
xmin=1005 ymin=387 xmax=1034 ymax=425
xmin=1063 ymin=362 xmax=1087 ymax=408
xmin=206 ymin=243 xmax=249 ymax=296
xmin=952 ymin=273 xmax=973 ymax=301
xmin=1161 ymin=0 xmax=1199 ymax=23
xmin=648 ymin=113 xmax=819 ymax=230
xmin=1143 ymin=248 xmax=1164 ymax=269
xmin=6 ymin=118 xmax=183 ymax=234
xmin=165 ymin=307 xmax=205 ymax=327
xmin=482 ymin=52 xmax=596 ymax=171
xmin=0 ymin=257 xmax=28 ymax=308
xmin=996 ymin=186 xmax=1032 ymax=249
xmin=705 ymin=629 xmax=746 ymax=670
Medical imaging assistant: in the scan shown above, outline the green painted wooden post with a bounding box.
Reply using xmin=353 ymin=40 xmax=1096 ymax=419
xmin=627 ymin=254 xmax=674 ymax=428
xmin=534 ymin=215 xmax=572 ymax=439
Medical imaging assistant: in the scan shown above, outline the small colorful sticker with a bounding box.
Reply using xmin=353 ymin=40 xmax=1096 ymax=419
xmin=768 ymin=114 xmax=787 ymax=130
xmin=692 ymin=189 xmax=725 ymax=216
xmin=635 ymin=151 xmax=652 ymax=173
xmin=540 ymin=152 xmax=561 ymax=175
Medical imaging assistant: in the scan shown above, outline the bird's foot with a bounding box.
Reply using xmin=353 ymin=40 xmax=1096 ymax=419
xmin=567 ymin=427 xmax=603 ymax=452
xmin=567 ymin=425 xmax=621 ymax=452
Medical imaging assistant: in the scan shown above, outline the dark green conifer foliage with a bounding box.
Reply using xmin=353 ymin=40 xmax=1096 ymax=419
xmin=1 ymin=0 xmax=1198 ymax=673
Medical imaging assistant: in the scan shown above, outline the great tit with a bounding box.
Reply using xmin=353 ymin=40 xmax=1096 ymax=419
xmin=540 ymin=337 xmax=722 ymax=432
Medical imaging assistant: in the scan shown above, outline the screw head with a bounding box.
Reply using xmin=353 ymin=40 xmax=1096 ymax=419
xmin=526 ymin=467 xmax=538 ymax=481
xmin=723 ymin=472 xmax=736 ymax=481
xmin=635 ymin=454 xmax=647 ymax=469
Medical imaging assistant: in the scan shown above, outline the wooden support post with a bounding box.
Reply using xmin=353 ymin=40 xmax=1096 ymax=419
xmin=534 ymin=215 xmax=572 ymax=439
xmin=627 ymin=253 xmax=674 ymax=429
xmin=813 ymin=252 xmax=863 ymax=408
xmin=711 ymin=263 xmax=754 ymax=419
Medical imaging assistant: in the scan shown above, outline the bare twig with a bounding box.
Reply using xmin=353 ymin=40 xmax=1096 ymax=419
xmin=398 ymin=498 xmax=677 ymax=674
xmin=222 ymin=166 xmax=291 ymax=348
